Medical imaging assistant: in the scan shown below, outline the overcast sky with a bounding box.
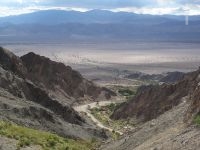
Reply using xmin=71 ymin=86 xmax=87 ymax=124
xmin=0 ymin=0 xmax=199 ymax=16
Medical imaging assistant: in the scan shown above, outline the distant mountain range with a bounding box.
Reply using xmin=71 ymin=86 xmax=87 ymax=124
xmin=0 ymin=10 xmax=200 ymax=25
xmin=0 ymin=9 xmax=199 ymax=43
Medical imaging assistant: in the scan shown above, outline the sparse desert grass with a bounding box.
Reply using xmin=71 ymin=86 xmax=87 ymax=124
xmin=194 ymin=115 xmax=200 ymax=126
xmin=0 ymin=121 xmax=93 ymax=150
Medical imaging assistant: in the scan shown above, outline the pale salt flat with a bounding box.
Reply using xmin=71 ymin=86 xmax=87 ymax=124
xmin=3 ymin=41 xmax=200 ymax=74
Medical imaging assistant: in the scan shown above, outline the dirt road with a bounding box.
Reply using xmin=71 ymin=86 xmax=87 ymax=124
xmin=73 ymin=99 xmax=124 ymax=135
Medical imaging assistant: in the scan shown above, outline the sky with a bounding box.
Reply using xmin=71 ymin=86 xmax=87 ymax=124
xmin=0 ymin=0 xmax=199 ymax=16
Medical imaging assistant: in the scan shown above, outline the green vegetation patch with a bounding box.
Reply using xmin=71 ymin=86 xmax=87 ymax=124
xmin=90 ymin=103 xmax=135 ymax=136
xmin=194 ymin=115 xmax=200 ymax=126
xmin=0 ymin=121 xmax=93 ymax=150
xmin=118 ymin=89 xmax=136 ymax=97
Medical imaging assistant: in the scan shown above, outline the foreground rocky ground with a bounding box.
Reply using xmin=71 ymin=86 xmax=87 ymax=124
xmin=101 ymin=97 xmax=200 ymax=150
xmin=0 ymin=136 xmax=42 ymax=150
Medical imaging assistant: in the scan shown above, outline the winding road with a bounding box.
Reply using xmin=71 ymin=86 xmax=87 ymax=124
xmin=73 ymin=99 xmax=125 ymax=135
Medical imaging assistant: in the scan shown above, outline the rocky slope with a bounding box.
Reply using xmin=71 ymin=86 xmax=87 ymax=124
xmin=102 ymin=67 xmax=200 ymax=150
xmin=126 ymin=71 xmax=184 ymax=83
xmin=160 ymin=71 xmax=185 ymax=83
xmin=0 ymin=47 xmax=27 ymax=78
xmin=111 ymin=69 xmax=199 ymax=122
xmin=0 ymin=47 xmax=115 ymax=140
xmin=101 ymin=97 xmax=200 ymax=150
xmin=21 ymin=52 xmax=115 ymax=105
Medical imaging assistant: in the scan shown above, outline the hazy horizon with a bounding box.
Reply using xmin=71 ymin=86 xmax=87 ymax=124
xmin=3 ymin=41 xmax=200 ymax=74
xmin=0 ymin=0 xmax=199 ymax=17
xmin=0 ymin=0 xmax=200 ymax=74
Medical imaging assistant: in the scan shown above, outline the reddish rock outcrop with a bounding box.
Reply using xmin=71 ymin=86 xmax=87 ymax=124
xmin=21 ymin=52 xmax=115 ymax=100
xmin=0 ymin=47 xmax=27 ymax=77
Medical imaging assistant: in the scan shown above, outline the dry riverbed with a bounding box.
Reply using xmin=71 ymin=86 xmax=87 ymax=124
xmin=73 ymin=98 xmax=125 ymax=135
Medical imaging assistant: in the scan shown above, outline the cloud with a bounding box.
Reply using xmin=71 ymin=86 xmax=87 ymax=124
xmin=0 ymin=0 xmax=200 ymax=8
xmin=111 ymin=7 xmax=179 ymax=15
xmin=0 ymin=0 xmax=199 ymax=16
xmin=0 ymin=0 xmax=184 ymax=8
xmin=0 ymin=6 xmax=90 ymax=17
xmin=110 ymin=4 xmax=200 ymax=15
